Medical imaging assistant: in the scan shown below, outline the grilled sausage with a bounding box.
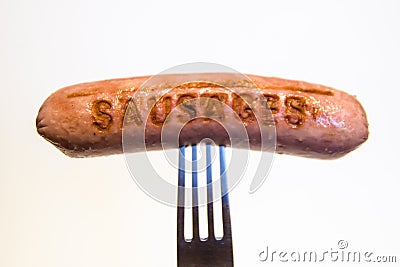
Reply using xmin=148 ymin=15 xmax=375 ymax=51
xmin=36 ymin=73 xmax=368 ymax=159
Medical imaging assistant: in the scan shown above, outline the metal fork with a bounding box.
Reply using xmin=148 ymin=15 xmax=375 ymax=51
xmin=177 ymin=144 xmax=234 ymax=267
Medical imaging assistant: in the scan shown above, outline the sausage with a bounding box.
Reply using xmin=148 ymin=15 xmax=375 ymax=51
xmin=36 ymin=73 xmax=368 ymax=159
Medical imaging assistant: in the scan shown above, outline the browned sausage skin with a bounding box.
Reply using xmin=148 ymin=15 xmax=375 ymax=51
xmin=36 ymin=73 xmax=368 ymax=159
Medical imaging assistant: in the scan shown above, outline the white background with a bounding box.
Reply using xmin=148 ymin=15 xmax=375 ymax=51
xmin=1 ymin=0 xmax=399 ymax=266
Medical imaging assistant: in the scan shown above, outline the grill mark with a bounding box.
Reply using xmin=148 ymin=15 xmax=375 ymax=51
xmin=67 ymin=91 xmax=100 ymax=98
xmin=66 ymin=80 xmax=334 ymax=98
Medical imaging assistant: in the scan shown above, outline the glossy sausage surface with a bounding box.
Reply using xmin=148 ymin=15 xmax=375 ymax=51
xmin=36 ymin=73 xmax=368 ymax=159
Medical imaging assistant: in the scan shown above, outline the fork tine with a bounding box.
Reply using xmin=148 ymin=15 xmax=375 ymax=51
xmin=191 ymin=145 xmax=199 ymax=240
xmin=177 ymin=146 xmax=185 ymax=242
xmin=206 ymin=143 xmax=215 ymax=239
xmin=177 ymin=144 xmax=234 ymax=267
xmin=219 ymin=145 xmax=233 ymax=240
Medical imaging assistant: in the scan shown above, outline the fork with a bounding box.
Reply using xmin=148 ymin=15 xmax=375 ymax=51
xmin=177 ymin=144 xmax=234 ymax=267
